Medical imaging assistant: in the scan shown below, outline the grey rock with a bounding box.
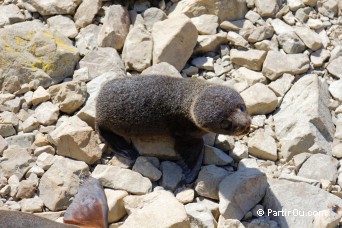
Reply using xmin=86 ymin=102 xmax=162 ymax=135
xmin=185 ymin=203 xmax=217 ymax=228
xmin=34 ymin=102 xmax=59 ymax=126
xmin=329 ymin=79 xmax=342 ymax=101
xmin=270 ymin=18 xmax=294 ymax=35
xmin=268 ymin=73 xmax=295 ymax=97
xmin=142 ymin=7 xmax=167 ymax=31
xmin=248 ymin=129 xmax=278 ymax=161
xmin=255 ymin=0 xmax=280 ymax=17
xmin=294 ymin=26 xmax=323 ymax=51
xmin=278 ymin=31 xmax=306 ymax=54
xmin=0 ymin=21 xmax=79 ymax=89
xmin=0 ymin=4 xmax=25 ymax=28
xmin=203 ymin=145 xmax=234 ymax=166
xmin=317 ymin=0 xmax=338 ymax=18
xmin=194 ymin=33 xmax=227 ymax=54
xmin=16 ymin=179 xmax=36 ymax=199
xmin=92 ymin=164 xmax=152 ymax=194
xmin=0 ymin=135 xmax=8 ymax=155
xmin=132 ymin=156 xmax=162 ymax=182
xmin=248 ymin=26 xmax=274 ymax=43
xmin=75 ymin=24 xmax=100 ymax=56
xmin=38 ymin=157 xmax=89 ymax=211
xmin=219 ymin=168 xmax=268 ymax=220
xmin=195 ymin=165 xmax=230 ymax=200
xmin=191 ymin=14 xmax=219 ymax=35
xmin=160 ymin=161 xmax=183 ymax=191
xmin=97 ymin=5 xmax=130 ymax=50
xmin=310 ymin=49 xmax=330 ymax=67
xmin=79 ymin=47 xmax=125 ymax=80
xmin=47 ymin=15 xmax=78 ymax=39
xmin=327 ymin=57 xmax=342 ymax=78
xmin=5 ymin=133 xmax=35 ymax=149
xmin=274 ymin=74 xmax=334 ymax=160
xmin=27 ymin=0 xmax=81 ymax=15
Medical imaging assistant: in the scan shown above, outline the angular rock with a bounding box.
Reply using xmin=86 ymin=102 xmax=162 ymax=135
xmin=122 ymin=23 xmax=153 ymax=72
xmin=142 ymin=7 xmax=167 ymax=31
xmin=0 ymin=135 xmax=8 ymax=155
xmin=327 ymin=57 xmax=342 ymax=78
xmin=297 ymin=153 xmax=338 ymax=184
xmin=310 ymin=49 xmax=330 ymax=67
xmin=122 ymin=190 xmax=190 ymax=228
xmin=274 ymin=74 xmax=334 ymax=160
xmin=105 ymin=189 xmax=128 ymax=223
xmin=16 ymin=179 xmax=36 ymax=199
xmin=160 ymin=161 xmax=183 ymax=191
xmin=255 ymin=0 xmax=280 ymax=17
xmin=92 ymin=164 xmax=152 ymax=194
xmin=248 ymin=129 xmax=278 ymax=161
xmin=48 ymin=116 xmax=102 ymax=164
xmin=36 ymin=152 xmax=56 ymax=170
xmin=74 ymin=0 xmax=101 ymax=29
xmin=0 ymin=145 xmax=35 ymax=179
xmin=0 ymin=21 xmax=79 ymax=89
xmin=248 ymin=26 xmax=274 ymax=43
xmin=191 ymin=56 xmax=214 ymax=70
xmin=31 ymin=86 xmax=50 ymax=106
xmin=203 ymin=145 xmax=233 ymax=166
xmin=47 ymin=15 xmax=78 ymax=39
xmin=5 ymin=133 xmax=35 ymax=149
xmin=195 ymin=165 xmax=230 ymax=200
xmin=241 ymin=83 xmax=278 ymax=115
xmin=226 ymin=31 xmax=249 ymax=48
xmin=294 ymin=26 xmax=322 ymax=51
xmin=141 ymin=62 xmax=182 ymax=78
xmin=218 ymin=217 xmax=245 ymax=228
xmin=317 ymin=0 xmax=338 ymax=18
xmin=230 ymin=49 xmax=266 ymax=71
xmin=48 ymin=81 xmax=87 ymax=114
xmin=270 ymin=18 xmax=294 ymax=35
xmin=78 ymin=47 xmax=125 ymax=80
xmin=194 ymin=33 xmax=227 ymax=54
xmin=329 ymin=79 xmax=342 ymax=101
xmin=0 ymin=4 xmax=25 ymax=28
xmin=230 ymin=141 xmax=249 ymax=161
xmin=75 ymin=24 xmax=100 ymax=56
xmin=132 ymin=156 xmax=162 ymax=182
xmin=191 ymin=14 xmax=219 ymax=35
xmin=268 ymin=73 xmax=295 ymax=97
xmin=219 ymin=168 xmax=267 ymax=220
xmin=262 ymin=51 xmax=310 ymax=80
xmin=185 ymin=203 xmax=217 ymax=228
xmin=34 ymin=102 xmax=59 ymax=125
xmin=38 ymin=157 xmax=89 ymax=211
xmin=233 ymin=67 xmax=267 ymax=87
xmin=169 ymin=0 xmax=247 ymax=21
xmin=152 ymin=14 xmax=197 ymax=71
xmin=20 ymin=197 xmax=44 ymax=213
xmin=22 ymin=116 xmax=40 ymax=133
xmin=278 ymin=31 xmax=306 ymax=54
xmin=263 ymin=179 xmax=342 ymax=227
xmin=27 ymin=0 xmax=81 ymax=15
xmin=97 ymin=5 xmax=130 ymax=50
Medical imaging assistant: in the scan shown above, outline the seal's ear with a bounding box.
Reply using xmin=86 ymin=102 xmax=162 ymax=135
xmin=63 ymin=177 xmax=108 ymax=228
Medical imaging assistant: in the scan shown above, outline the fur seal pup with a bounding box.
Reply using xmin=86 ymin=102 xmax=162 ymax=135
xmin=96 ymin=75 xmax=251 ymax=183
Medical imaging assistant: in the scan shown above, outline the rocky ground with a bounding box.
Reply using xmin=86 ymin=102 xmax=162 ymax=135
xmin=0 ymin=0 xmax=342 ymax=227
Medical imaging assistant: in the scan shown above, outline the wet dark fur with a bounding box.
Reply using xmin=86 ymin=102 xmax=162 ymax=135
xmin=95 ymin=75 xmax=251 ymax=183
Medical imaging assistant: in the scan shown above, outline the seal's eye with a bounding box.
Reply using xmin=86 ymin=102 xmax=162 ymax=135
xmin=238 ymin=104 xmax=246 ymax=112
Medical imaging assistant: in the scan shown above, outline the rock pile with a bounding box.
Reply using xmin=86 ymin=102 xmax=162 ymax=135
xmin=0 ymin=0 xmax=342 ymax=227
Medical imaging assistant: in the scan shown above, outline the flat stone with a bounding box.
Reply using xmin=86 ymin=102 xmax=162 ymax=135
xmin=203 ymin=145 xmax=233 ymax=166
xmin=169 ymin=0 xmax=247 ymax=22
xmin=185 ymin=203 xmax=217 ymax=228
xmin=248 ymin=129 xmax=278 ymax=161
xmin=274 ymin=74 xmax=334 ymax=160
xmin=297 ymin=153 xmax=338 ymax=184
xmin=92 ymin=164 xmax=152 ymax=194
xmin=122 ymin=23 xmax=152 ymax=72
xmin=329 ymin=79 xmax=342 ymax=101
xmin=38 ymin=157 xmax=89 ymax=211
xmin=278 ymin=31 xmax=306 ymax=54
xmin=255 ymin=0 xmax=280 ymax=17
xmin=79 ymin=47 xmax=125 ymax=80
xmin=191 ymin=14 xmax=219 ymax=35
xmin=152 ymin=14 xmax=197 ymax=71
xmin=48 ymin=81 xmax=87 ymax=114
xmin=105 ymin=189 xmax=128 ymax=223
xmin=327 ymin=57 xmax=342 ymax=78
xmin=263 ymin=179 xmax=342 ymax=227
xmin=268 ymin=73 xmax=295 ymax=97
xmin=27 ymin=0 xmax=81 ymax=15
xmin=0 ymin=21 xmax=79 ymax=89
xmin=219 ymin=168 xmax=268 ymax=220
xmin=34 ymin=102 xmax=59 ymax=125
xmin=74 ymin=0 xmax=101 ymax=29
xmin=262 ymin=51 xmax=310 ymax=80
xmin=0 ymin=145 xmax=34 ymax=179
xmin=122 ymin=190 xmax=190 ymax=228
xmin=241 ymin=83 xmax=278 ymax=115
xmin=141 ymin=62 xmax=182 ymax=78
xmin=97 ymin=5 xmax=130 ymax=50
xmin=75 ymin=24 xmax=100 ymax=56
xmin=226 ymin=31 xmax=249 ymax=48
xmin=132 ymin=156 xmax=162 ymax=182
xmin=0 ymin=4 xmax=25 ymax=28
xmin=48 ymin=116 xmax=102 ymax=164
xmin=195 ymin=165 xmax=230 ymax=200
xmin=270 ymin=18 xmax=294 ymax=35
xmin=294 ymin=26 xmax=323 ymax=51
xmin=160 ymin=161 xmax=183 ymax=191
xmin=230 ymin=49 xmax=266 ymax=71
xmin=233 ymin=67 xmax=267 ymax=87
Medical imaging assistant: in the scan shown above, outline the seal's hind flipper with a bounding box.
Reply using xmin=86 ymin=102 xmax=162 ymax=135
xmin=174 ymin=135 xmax=204 ymax=184
xmin=97 ymin=126 xmax=139 ymax=161
xmin=64 ymin=177 xmax=108 ymax=228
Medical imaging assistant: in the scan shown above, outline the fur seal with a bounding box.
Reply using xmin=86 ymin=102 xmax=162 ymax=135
xmin=96 ymin=75 xmax=251 ymax=183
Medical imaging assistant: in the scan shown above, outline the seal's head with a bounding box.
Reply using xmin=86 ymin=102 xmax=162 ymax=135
xmin=191 ymin=85 xmax=251 ymax=136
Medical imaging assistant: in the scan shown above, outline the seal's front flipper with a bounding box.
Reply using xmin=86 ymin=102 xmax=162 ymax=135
xmin=97 ymin=126 xmax=139 ymax=161
xmin=174 ymin=135 xmax=204 ymax=184
xmin=64 ymin=177 xmax=109 ymax=228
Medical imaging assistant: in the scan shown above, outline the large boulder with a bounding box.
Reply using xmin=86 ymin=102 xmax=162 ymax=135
xmin=0 ymin=21 xmax=79 ymax=90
